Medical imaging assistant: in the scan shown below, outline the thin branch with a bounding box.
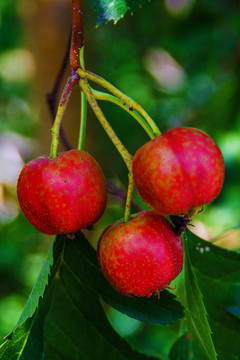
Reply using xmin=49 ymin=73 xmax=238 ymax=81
xmin=71 ymin=0 xmax=84 ymax=69
xmin=46 ymin=31 xmax=72 ymax=150
xmin=47 ymin=33 xmax=71 ymax=116
xmin=80 ymin=78 xmax=133 ymax=172
xmin=78 ymin=68 xmax=161 ymax=137
xmin=107 ymin=182 xmax=143 ymax=212
xmin=50 ymin=73 xmax=79 ymax=158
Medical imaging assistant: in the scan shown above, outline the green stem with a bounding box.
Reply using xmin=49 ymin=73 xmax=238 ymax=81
xmin=124 ymin=171 xmax=134 ymax=223
xmin=78 ymin=47 xmax=87 ymax=150
xmin=79 ymin=45 xmax=85 ymax=68
xmin=50 ymin=75 xmax=78 ymax=158
xmin=78 ymin=91 xmax=87 ymax=150
xmin=79 ymin=78 xmax=133 ymax=172
xmin=91 ymin=88 xmax=155 ymax=139
xmin=78 ymin=68 xmax=161 ymax=138
xmin=50 ymin=103 xmax=65 ymax=158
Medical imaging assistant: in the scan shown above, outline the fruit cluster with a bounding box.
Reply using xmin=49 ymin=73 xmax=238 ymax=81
xmin=17 ymin=127 xmax=224 ymax=297
xmin=97 ymin=127 xmax=224 ymax=297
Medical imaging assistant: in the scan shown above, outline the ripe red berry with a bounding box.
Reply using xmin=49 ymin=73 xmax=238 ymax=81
xmin=97 ymin=211 xmax=183 ymax=297
xmin=17 ymin=149 xmax=107 ymax=235
xmin=132 ymin=127 xmax=224 ymax=217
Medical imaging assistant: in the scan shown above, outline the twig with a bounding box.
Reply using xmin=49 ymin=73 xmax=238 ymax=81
xmin=46 ymin=31 xmax=72 ymax=150
xmin=107 ymin=182 xmax=143 ymax=212
xmin=70 ymin=0 xmax=84 ymax=69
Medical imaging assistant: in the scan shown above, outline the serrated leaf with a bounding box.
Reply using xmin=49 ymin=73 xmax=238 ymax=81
xmin=68 ymin=231 xmax=184 ymax=325
xmin=169 ymin=333 xmax=208 ymax=360
xmin=93 ymin=0 xmax=149 ymax=24
xmin=185 ymin=229 xmax=240 ymax=360
xmin=194 ymin=270 xmax=240 ymax=313
xmin=186 ymin=229 xmax=240 ymax=313
xmin=205 ymin=299 xmax=240 ymax=360
xmin=186 ymin=229 xmax=240 ymax=281
xmin=12 ymin=242 xmax=54 ymax=331
xmin=0 ymin=232 xmax=183 ymax=359
xmin=0 ymin=319 xmax=33 ymax=359
xmin=183 ymin=232 xmax=217 ymax=360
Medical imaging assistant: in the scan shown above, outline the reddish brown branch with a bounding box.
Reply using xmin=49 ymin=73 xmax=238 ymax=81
xmin=107 ymin=182 xmax=143 ymax=212
xmin=60 ymin=72 xmax=79 ymax=106
xmin=47 ymin=32 xmax=72 ymax=150
xmin=47 ymin=32 xmax=71 ymax=117
xmin=70 ymin=0 xmax=84 ymax=70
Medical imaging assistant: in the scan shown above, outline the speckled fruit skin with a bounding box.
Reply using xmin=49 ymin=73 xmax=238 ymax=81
xmin=17 ymin=149 xmax=107 ymax=235
xmin=97 ymin=211 xmax=183 ymax=297
xmin=132 ymin=127 xmax=225 ymax=216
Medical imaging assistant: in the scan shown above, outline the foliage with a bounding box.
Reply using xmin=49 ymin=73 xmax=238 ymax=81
xmin=0 ymin=232 xmax=182 ymax=359
xmin=184 ymin=229 xmax=240 ymax=360
xmin=2 ymin=227 xmax=240 ymax=359
xmin=94 ymin=0 xmax=148 ymax=24
xmin=183 ymin=232 xmax=216 ymax=360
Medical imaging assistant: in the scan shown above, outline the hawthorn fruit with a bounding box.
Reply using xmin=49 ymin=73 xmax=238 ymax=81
xmin=17 ymin=149 xmax=107 ymax=235
xmin=97 ymin=211 xmax=183 ymax=297
xmin=132 ymin=127 xmax=224 ymax=217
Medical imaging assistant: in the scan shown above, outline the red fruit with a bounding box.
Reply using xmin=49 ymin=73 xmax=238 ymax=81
xmin=97 ymin=211 xmax=183 ymax=297
xmin=132 ymin=127 xmax=224 ymax=216
xmin=17 ymin=149 xmax=107 ymax=235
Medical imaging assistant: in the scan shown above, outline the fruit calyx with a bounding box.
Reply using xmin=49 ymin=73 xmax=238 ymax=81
xmin=170 ymin=215 xmax=192 ymax=236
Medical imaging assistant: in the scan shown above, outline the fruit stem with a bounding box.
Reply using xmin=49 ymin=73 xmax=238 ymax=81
xmin=91 ymin=88 xmax=155 ymax=139
xmin=78 ymin=68 xmax=161 ymax=138
xmin=47 ymin=33 xmax=73 ymax=151
xmin=79 ymin=78 xmax=133 ymax=171
xmin=188 ymin=206 xmax=204 ymax=219
xmin=70 ymin=0 xmax=84 ymax=70
xmin=78 ymin=47 xmax=87 ymax=150
xmin=50 ymin=73 xmax=79 ymax=158
xmin=124 ymin=171 xmax=134 ymax=222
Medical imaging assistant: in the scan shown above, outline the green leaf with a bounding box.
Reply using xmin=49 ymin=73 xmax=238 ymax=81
xmin=183 ymin=232 xmax=217 ymax=360
xmin=0 ymin=319 xmax=33 ymax=360
xmin=186 ymin=229 xmax=240 ymax=281
xmin=194 ymin=270 xmax=240 ymax=312
xmin=93 ymin=0 xmax=149 ymax=24
xmin=12 ymin=242 xmax=54 ymax=331
xmin=103 ymin=290 xmax=183 ymax=325
xmin=0 ymin=232 xmax=183 ymax=359
xmin=169 ymin=333 xmax=208 ymax=360
xmin=185 ymin=229 xmax=240 ymax=360
xmin=186 ymin=229 xmax=240 ymax=312
xmin=205 ymin=299 xmax=240 ymax=360
xmin=68 ymin=231 xmax=184 ymax=325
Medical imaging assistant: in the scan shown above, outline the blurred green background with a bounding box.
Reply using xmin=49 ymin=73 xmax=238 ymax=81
xmin=0 ymin=0 xmax=240 ymax=358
